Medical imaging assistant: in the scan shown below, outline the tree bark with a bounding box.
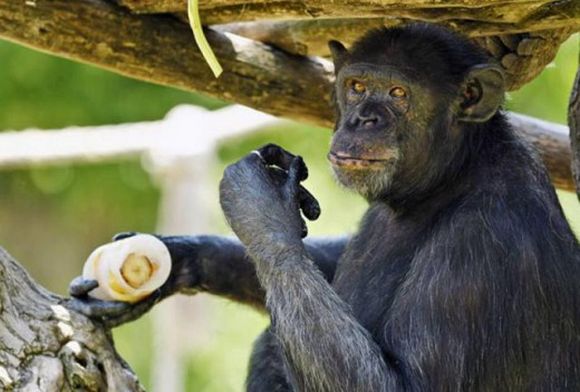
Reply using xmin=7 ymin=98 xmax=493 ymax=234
xmin=0 ymin=0 xmax=576 ymax=191
xmin=195 ymin=1 xmax=580 ymax=30
xmin=0 ymin=248 xmax=143 ymax=391
xmin=508 ymin=113 xmax=574 ymax=192
xmin=117 ymin=0 xmax=579 ymax=32
xmin=0 ymin=0 xmax=334 ymax=126
xmin=215 ymin=20 xmax=573 ymax=90
xmin=569 ymin=62 xmax=580 ymax=199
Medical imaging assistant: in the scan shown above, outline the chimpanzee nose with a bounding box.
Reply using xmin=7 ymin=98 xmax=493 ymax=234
xmin=352 ymin=105 xmax=382 ymax=129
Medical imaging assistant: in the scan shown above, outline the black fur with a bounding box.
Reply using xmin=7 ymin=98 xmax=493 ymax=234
xmin=69 ymin=23 xmax=580 ymax=391
xmin=243 ymin=24 xmax=580 ymax=391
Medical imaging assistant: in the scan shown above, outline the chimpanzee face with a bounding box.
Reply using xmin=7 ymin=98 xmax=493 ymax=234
xmin=327 ymin=27 xmax=505 ymax=201
xmin=330 ymin=61 xmax=440 ymax=200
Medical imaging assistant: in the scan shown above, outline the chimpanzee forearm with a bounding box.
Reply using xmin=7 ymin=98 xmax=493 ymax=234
xmin=252 ymin=248 xmax=401 ymax=392
xmin=161 ymin=235 xmax=348 ymax=310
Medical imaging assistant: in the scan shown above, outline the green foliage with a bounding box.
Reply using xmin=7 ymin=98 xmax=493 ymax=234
xmin=0 ymin=41 xmax=224 ymax=130
xmin=0 ymin=33 xmax=578 ymax=391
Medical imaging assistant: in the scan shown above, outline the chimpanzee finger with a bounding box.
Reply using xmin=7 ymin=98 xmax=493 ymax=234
xmin=265 ymin=164 xmax=318 ymax=224
xmin=298 ymin=186 xmax=321 ymax=221
xmin=258 ymin=144 xmax=308 ymax=181
xmin=66 ymin=290 xmax=161 ymax=328
xmin=279 ymin=157 xmax=320 ymax=220
xmin=287 ymin=156 xmax=307 ymax=190
xmin=112 ymin=232 xmax=137 ymax=241
xmin=66 ymin=296 xmax=133 ymax=319
xmin=300 ymin=217 xmax=308 ymax=238
xmin=69 ymin=277 xmax=99 ymax=297
xmin=288 ymin=158 xmax=316 ymax=237
xmin=100 ymin=290 xmax=161 ymax=328
xmin=265 ymin=165 xmax=289 ymax=188
xmin=257 ymin=144 xmax=294 ymax=169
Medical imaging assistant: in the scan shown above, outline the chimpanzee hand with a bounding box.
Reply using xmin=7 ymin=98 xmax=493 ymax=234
xmin=66 ymin=232 xmax=199 ymax=329
xmin=219 ymin=144 xmax=320 ymax=256
xmin=66 ymin=278 xmax=162 ymax=329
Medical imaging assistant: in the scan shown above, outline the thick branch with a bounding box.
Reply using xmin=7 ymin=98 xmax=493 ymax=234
xmin=569 ymin=62 xmax=580 ymax=199
xmin=0 ymin=0 xmax=575 ymax=190
xmin=0 ymin=0 xmax=333 ymax=126
xmin=126 ymin=0 xmax=555 ymax=12
xmin=0 ymin=248 xmax=143 ymax=391
xmin=508 ymin=113 xmax=574 ymax=192
xmin=216 ymin=20 xmax=573 ymax=89
xmin=117 ymin=0 xmax=580 ymax=33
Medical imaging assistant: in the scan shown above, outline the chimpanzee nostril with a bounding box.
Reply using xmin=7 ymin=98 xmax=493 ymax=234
xmin=362 ymin=118 xmax=378 ymax=128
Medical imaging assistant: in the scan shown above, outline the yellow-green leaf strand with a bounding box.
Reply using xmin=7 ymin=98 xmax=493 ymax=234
xmin=187 ymin=0 xmax=223 ymax=78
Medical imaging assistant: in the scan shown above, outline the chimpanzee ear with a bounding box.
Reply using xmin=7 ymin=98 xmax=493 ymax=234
xmin=328 ymin=40 xmax=349 ymax=75
xmin=457 ymin=64 xmax=505 ymax=123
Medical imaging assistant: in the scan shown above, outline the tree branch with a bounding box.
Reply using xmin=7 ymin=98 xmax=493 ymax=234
xmin=127 ymin=0 xmax=555 ymax=11
xmin=0 ymin=0 xmax=575 ymax=190
xmin=0 ymin=0 xmax=334 ymax=126
xmin=508 ymin=113 xmax=574 ymax=192
xmin=0 ymin=248 xmax=143 ymax=391
xmin=215 ymin=20 xmax=573 ymax=90
xmin=117 ymin=0 xmax=580 ymax=33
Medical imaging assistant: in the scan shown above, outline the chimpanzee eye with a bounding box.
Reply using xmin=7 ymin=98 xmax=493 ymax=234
xmin=350 ymin=80 xmax=366 ymax=94
xmin=389 ymin=86 xmax=407 ymax=98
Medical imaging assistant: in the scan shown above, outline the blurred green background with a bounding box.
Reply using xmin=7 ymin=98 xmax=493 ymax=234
xmin=0 ymin=33 xmax=578 ymax=391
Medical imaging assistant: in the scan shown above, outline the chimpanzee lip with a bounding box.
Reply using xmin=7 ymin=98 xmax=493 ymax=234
xmin=327 ymin=152 xmax=394 ymax=168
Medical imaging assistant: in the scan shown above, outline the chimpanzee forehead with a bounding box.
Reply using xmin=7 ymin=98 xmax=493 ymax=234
xmin=338 ymin=63 xmax=415 ymax=84
xmin=337 ymin=58 xmax=453 ymax=92
xmin=346 ymin=25 xmax=490 ymax=86
xmin=348 ymin=47 xmax=453 ymax=84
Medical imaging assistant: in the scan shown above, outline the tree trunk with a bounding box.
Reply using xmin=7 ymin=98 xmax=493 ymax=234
xmin=0 ymin=248 xmax=143 ymax=391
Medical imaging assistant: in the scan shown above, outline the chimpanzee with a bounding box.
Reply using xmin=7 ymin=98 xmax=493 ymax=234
xmin=69 ymin=24 xmax=580 ymax=391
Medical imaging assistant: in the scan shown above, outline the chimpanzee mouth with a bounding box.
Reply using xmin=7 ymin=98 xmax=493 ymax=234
xmin=327 ymin=152 xmax=397 ymax=169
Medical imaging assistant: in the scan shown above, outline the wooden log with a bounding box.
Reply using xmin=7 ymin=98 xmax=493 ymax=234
xmin=569 ymin=63 xmax=580 ymax=198
xmin=121 ymin=0 xmax=553 ymax=14
xmin=508 ymin=113 xmax=574 ymax=193
xmin=215 ymin=20 xmax=573 ymax=89
xmin=116 ymin=0 xmax=580 ymax=33
xmin=0 ymin=0 xmax=575 ymax=190
xmin=0 ymin=248 xmax=144 ymax=391
xmin=213 ymin=19 xmax=394 ymax=57
xmin=0 ymin=0 xmax=334 ymax=126
xmin=215 ymin=18 xmax=568 ymax=59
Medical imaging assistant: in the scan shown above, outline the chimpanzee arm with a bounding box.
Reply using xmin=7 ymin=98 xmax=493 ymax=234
xmin=219 ymin=146 xmax=402 ymax=391
xmin=161 ymin=234 xmax=348 ymax=309
xmin=253 ymin=249 xmax=401 ymax=391
xmin=67 ymin=234 xmax=347 ymax=327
